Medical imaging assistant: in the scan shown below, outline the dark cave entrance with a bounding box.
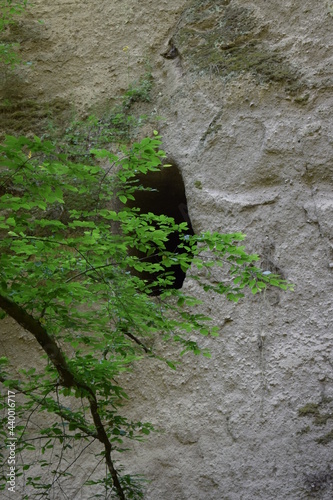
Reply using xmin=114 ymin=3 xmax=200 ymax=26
xmin=128 ymin=163 xmax=194 ymax=294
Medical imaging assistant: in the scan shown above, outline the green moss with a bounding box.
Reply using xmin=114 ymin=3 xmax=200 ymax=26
xmin=298 ymin=403 xmax=320 ymax=417
xmin=174 ymin=1 xmax=300 ymax=90
xmin=298 ymin=399 xmax=333 ymax=447
xmin=315 ymin=413 xmax=332 ymax=426
xmin=294 ymin=93 xmax=310 ymax=104
xmin=194 ymin=180 xmax=202 ymax=189
xmin=297 ymin=425 xmax=311 ymax=435
xmin=0 ymin=73 xmax=154 ymax=142
xmin=0 ymin=97 xmax=70 ymax=138
xmin=298 ymin=400 xmax=333 ymax=426
xmin=316 ymin=430 xmax=333 ymax=445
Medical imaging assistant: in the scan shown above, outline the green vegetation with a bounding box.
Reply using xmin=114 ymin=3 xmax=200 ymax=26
xmin=298 ymin=398 xmax=333 ymax=446
xmin=0 ymin=72 xmax=154 ymax=142
xmin=0 ymin=2 xmax=293 ymax=498
xmin=0 ymin=132 xmax=291 ymax=498
xmin=0 ymin=0 xmax=28 ymax=67
xmin=298 ymin=400 xmax=333 ymax=426
xmin=0 ymin=97 xmax=71 ymax=138
xmin=316 ymin=430 xmax=333 ymax=445
xmin=174 ymin=1 xmax=300 ymax=90
xmin=57 ymin=73 xmax=154 ymax=161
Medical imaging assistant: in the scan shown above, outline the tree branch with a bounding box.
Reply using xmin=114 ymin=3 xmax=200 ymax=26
xmin=0 ymin=293 xmax=126 ymax=499
xmin=0 ymin=375 xmax=98 ymax=439
xmin=122 ymin=329 xmax=151 ymax=354
xmin=0 ymin=294 xmax=75 ymax=388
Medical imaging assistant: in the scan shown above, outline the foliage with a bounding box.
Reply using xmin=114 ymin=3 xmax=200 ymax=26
xmin=0 ymin=0 xmax=28 ymax=68
xmin=50 ymin=73 xmax=154 ymax=160
xmin=121 ymin=74 xmax=153 ymax=109
xmin=0 ymin=1 xmax=293 ymax=497
xmin=0 ymin=130 xmax=292 ymax=498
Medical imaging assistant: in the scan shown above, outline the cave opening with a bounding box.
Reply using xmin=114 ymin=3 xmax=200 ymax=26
xmin=128 ymin=163 xmax=194 ymax=294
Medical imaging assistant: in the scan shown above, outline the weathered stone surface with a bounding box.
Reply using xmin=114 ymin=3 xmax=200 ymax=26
xmin=1 ymin=0 xmax=333 ymax=498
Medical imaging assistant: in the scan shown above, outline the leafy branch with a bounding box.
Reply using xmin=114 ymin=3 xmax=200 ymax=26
xmin=0 ymin=133 xmax=292 ymax=498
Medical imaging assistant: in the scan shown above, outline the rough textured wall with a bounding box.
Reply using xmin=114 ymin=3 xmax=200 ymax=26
xmin=1 ymin=0 xmax=333 ymax=498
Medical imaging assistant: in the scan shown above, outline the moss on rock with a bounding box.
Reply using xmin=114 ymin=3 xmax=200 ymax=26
xmin=316 ymin=430 xmax=333 ymax=445
xmin=0 ymin=97 xmax=71 ymax=138
xmin=298 ymin=400 xmax=333 ymax=426
xmin=298 ymin=398 xmax=333 ymax=446
xmin=174 ymin=0 xmax=300 ymax=90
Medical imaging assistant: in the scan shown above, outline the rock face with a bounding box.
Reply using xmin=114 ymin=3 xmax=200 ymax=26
xmin=1 ymin=0 xmax=333 ymax=498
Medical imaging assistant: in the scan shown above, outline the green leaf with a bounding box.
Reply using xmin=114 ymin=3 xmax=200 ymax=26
xmin=166 ymin=361 xmax=177 ymax=370
xmin=6 ymin=217 xmax=16 ymax=226
xmin=0 ymin=124 xmax=292 ymax=498
xmin=177 ymin=297 xmax=185 ymax=307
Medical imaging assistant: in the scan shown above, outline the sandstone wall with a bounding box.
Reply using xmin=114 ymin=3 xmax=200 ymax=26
xmin=1 ymin=1 xmax=333 ymax=498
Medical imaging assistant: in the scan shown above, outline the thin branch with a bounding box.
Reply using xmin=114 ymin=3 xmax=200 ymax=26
xmin=49 ymin=439 xmax=96 ymax=492
xmin=0 ymin=294 xmax=126 ymax=499
xmin=0 ymin=294 xmax=75 ymax=388
xmin=0 ymin=376 xmax=97 ymax=439
xmin=121 ymin=328 xmax=151 ymax=354
xmin=88 ymin=395 xmax=125 ymax=500
xmin=65 ymin=262 xmax=117 ymax=283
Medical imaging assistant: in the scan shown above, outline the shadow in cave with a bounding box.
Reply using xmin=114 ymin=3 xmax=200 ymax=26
xmin=127 ymin=163 xmax=194 ymax=295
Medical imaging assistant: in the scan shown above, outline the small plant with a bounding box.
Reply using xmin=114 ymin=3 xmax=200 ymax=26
xmin=51 ymin=73 xmax=154 ymax=161
xmin=122 ymin=73 xmax=153 ymax=109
